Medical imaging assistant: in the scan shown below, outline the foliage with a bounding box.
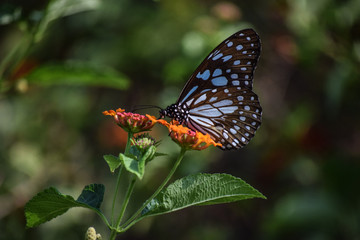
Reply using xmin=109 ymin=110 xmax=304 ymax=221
xmin=25 ymin=184 xmax=105 ymax=228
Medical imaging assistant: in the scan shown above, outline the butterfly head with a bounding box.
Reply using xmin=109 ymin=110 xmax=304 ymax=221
xmin=159 ymin=103 xmax=188 ymax=124
xmin=158 ymin=108 xmax=168 ymax=119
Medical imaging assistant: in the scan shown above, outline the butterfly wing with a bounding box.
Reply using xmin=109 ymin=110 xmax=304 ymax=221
xmin=183 ymin=86 xmax=262 ymax=150
xmin=177 ymin=29 xmax=261 ymax=105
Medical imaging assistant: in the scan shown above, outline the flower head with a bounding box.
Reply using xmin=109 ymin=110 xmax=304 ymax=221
xmin=131 ymin=133 xmax=156 ymax=153
xmin=85 ymin=227 xmax=101 ymax=240
xmin=146 ymin=115 xmax=222 ymax=150
xmin=103 ymin=108 xmax=155 ymax=133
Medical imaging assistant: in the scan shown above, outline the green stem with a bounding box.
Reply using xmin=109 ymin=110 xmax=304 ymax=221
xmin=109 ymin=175 xmax=136 ymax=240
xmin=110 ymin=132 xmax=132 ymax=224
xmin=120 ymin=147 xmax=187 ymax=231
xmin=109 ymin=132 xmax=133 ymax=240
xmin=93 ymin=207 xmax=111 ymax=229
xmin=110 ymin=165 xmax=123 ymax=225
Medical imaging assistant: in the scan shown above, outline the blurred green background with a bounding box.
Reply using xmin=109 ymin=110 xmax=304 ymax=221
xmin=1 ymin=0 xmax=359 ymax=239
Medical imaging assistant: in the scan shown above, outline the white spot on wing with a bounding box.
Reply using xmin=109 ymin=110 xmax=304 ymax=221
xmin=189 ymin=107 xmax=222 ymax=117
xmin=200 ymin=89 xmax=211 ymax=93
xmin=222 ymin=55 xmax=232 ymax=62
xmin=219 ymin=106 xmax=238 ymax=114
xmin=186 ymin=98 xmax=194 ymax=106
xmin=209 ymin=97 xmax=217 ymax=102
xmin=213 ymin=100 xmax=233 ymax=107
xmin=194 ymin=93 xmax=207 ymax=105
xmin=236 ymin=45 xmax=243 ymax=50
xmin=189 ymin=115 xmax=214 ymax=127
xmin=211 ymin=76 xmax=228 ymax=86
xmin=213 ymin=68 xmax=222 ymax=77
xmin=231 ymin=74 xmax=238 ymax=79
xmin=180 ymin=85 xmax=198 ymax=104
xmin=190 ymin=104 xmax=212 ymax=111
xmin=212 ymin=53 xmax=223 ymax=61
xmin=196 ymin=70 xmax=210 ymax=80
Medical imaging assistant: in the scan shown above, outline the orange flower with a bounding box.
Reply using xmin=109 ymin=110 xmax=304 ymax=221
xmin=146 ymin=115 xmax=222 ymax=150
xmin=103 ymin=108 xmax=155 ymax=133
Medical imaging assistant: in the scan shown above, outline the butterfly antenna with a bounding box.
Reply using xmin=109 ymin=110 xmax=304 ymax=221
xmin=131 ymin=104 xmax=162 ymax=112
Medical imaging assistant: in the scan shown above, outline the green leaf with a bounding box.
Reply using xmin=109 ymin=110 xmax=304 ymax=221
xmin=47 ymin=0 xmax=101 ymax=19
xmin=25 ymin=184 xmax=105 ymax=228
xmin=140 ymin=173 xmax=266 ymax=218
xmin=35 ymin=0 xmax=101 ymax=41
xmin=103 ymin=154 xmax=121 ymax=173
xmin=76 ymin=184 xmax=104 ymax=209
xmin=27 ymin=61 xmax=130 ymax=90
xmin=142 ymin=145 xmax=156 ymax=163
xmin=120 ymin=146 xmax=157 ymax=179
xmin=128 ymin=145 xmax=142 ymax=159
xmin=119 ymin=153 xmax=146 ymax=180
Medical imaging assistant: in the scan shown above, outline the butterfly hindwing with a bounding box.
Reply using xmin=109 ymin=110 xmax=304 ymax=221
xmin=177 ymin=29 xmax=261 ymax=105
xmin=184 ymin=86 xmax=262 ymax=150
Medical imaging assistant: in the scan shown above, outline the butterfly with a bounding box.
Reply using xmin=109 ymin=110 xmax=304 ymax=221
xmin=159 ymin=29 xmax=262 ymax=150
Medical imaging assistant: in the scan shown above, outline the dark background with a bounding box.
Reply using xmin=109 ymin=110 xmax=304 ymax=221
xmin=0 ymin=0 xmax=359 ymax=239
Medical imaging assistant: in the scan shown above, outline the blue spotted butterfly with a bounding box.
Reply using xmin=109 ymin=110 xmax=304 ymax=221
xmin=160 ymin=29 xmax=262 ymax=150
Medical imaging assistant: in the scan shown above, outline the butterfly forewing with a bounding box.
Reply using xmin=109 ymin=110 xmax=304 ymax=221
xmin=177 ymin=29 xmax=261 ymax=105
xmin=184 ymin=86 xmax=262 ymax=150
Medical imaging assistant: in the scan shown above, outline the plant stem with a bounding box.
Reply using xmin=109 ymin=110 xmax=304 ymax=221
xmin=109 ymin=175 xmax=136 ymax=240
xmin=120 ymin=147 xmax=187 ymax=231
xmin=110 ymin=165 xmax=123 ymax=225
xmin=109 ymin=132 xmax=133 ymax=240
